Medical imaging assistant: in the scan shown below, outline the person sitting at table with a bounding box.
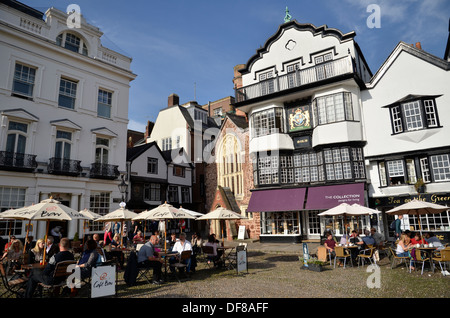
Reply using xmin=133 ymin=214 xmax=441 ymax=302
xmin=133 ymin=231 xmax=145 ymax=245
xmin=362 ymin=229 xmax=376 ymax=246
xmin=24 ymin=238 xmax=74 ymax=298
xmin=410 ymin=232 xmax=427 ymax=246
xmin=169 ymin=232 xmax=194 ymax=274
xmin=349 ymin=230 xmax=366 ymax=262
xmin=370 ymin=228 xmax=385 ymax=247
xmin=137 ymin=235 xmax=164 ymax=285
xmin=396 ymin=233 xmax=412 ymax=257
xmin=3 ymin=235 xmax=15 ymax=252
xmin=1 ymin=239 xmax=24 ymax=275
xmin=30 ymin=239 xmax=45 ymax=264
xmin=168 ymin=233 xmax=178 ymax=250
xmin=109 ymin=233 xmax=125 ymax=269
xmin=339 ymin=234 xmax=350 ymax=246
xmin=204 ymin=234 xmax=222 ymax=267
xmin=76 ymin=239 xmax=99 ymax=279
xmin=46 ymin=236 xmax=59 ymax=261
xmin=424 ymin=232 xmax=444 ymax=250
xmin=324 ymin=233 xmax=337 ymax=256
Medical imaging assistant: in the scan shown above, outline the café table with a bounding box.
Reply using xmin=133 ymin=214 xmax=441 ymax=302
xmin=157 ymin=250 xmax=178 ymax=279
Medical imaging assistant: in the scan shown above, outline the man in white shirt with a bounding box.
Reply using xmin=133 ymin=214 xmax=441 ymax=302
xmin=169 ymin=233 xmax=193 ymax=273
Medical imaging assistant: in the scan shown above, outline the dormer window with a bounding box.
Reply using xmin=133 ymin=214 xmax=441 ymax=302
xmin=56 ymin=32 xmax=88 ymax=56
xmin=384 ymin=95 xmax=441 ymax=135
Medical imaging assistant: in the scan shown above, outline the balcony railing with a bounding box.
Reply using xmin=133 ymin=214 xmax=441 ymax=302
xmin=89 ymin=163 xmax=120 ymax=180
xmin=0 ymin=151 xmax=37 ymax=172
xmin=235 ymin=56 xmax=355 ymax=103
xmin=47 ymin=157 xmax=82 ymax=176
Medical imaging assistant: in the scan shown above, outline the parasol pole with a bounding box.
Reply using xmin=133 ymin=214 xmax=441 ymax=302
xmin=23 ymin=219 xmax=31 ymax=255
xmin=42 ymin=220 xmax=50 ymax=265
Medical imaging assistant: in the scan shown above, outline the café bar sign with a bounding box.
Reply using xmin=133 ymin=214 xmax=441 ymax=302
xmin=372 ymin=193 xmax=450 ymax=207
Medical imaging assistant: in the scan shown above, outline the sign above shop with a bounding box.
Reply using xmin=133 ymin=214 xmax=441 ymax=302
xmin=371 ymin=193 xmax=450 ymax=207
xmin=305 ymin=183 xmax=365 ymax=210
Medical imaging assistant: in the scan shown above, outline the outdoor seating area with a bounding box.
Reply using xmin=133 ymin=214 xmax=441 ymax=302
xmin=0 ymin=199 xmax=249 ymax=298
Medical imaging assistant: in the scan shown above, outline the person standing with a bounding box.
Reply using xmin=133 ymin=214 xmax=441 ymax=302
xmin=394 ymin=215 xmax=403 ymax=239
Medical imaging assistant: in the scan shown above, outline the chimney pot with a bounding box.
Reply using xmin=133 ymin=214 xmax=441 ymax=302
xmin=415 ymin=42 xmax=422 ymax=50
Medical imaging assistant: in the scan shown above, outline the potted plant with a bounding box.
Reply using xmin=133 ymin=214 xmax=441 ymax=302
xmin=71 ymin=232 xmax=81 ymax=249
xmin=414 ymin=178 xmax=425 ymax=194
xmin=299 ymin=257 xmax=325 ymax=272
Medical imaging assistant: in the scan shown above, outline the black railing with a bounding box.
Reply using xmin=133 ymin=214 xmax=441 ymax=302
xmin=235 ymin=56 xmax=355 ymax=103
xmin=89 ymin=163 xmax=120 ymax=180
xmin=47 ymin=157 xmax=82 ymax=176
xmin=0 ymin=151 xmax=37 ymax=171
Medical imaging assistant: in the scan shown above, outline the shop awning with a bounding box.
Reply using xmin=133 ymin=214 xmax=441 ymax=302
xmin=305 ymin=183 xmax=365 ymax=210
xmin=247 ymin=188 xmax=306 ymax=212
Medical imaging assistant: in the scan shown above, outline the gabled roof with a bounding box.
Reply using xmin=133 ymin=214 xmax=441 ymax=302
xmin=238 ymin=19 xmax=356 ymax=75
xmin=381 ymin=94 xmax=443 ymax=108
xmin=127 ymin=141 xmax=163 ymax=162
xmin=367 ymin=41 xmax=450 ymax=88
xmin=223 ymin=113 xmax=248 ymax=130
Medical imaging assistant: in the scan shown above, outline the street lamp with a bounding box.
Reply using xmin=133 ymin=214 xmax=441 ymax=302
xmin=118 ymin=175 xmax=128 ymax=202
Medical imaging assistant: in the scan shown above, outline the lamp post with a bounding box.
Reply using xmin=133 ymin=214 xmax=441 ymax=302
xmin=118 ymin=175 xmax=128 ymax=202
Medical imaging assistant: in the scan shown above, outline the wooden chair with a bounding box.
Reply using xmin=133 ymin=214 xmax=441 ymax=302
xmin=334 ymin=246 xmax=352 ymax=269
xmin=38 ymin=260 xmax=77 ymax=297
xmin=432 ymin=248 xmax=450 ymax=273
xmin=388 ymin=247 xmax=409 ymax=269
xmin=171 ymin=250 xmax=192 ymax=282
xmin=357 ymin=247 xmax=376 ymax=268
xmin=0 ymin=262 xmax=28 ymax=298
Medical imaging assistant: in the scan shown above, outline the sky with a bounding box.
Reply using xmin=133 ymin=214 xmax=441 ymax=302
xmin=26 ymin=0 xmax=450 ymax=133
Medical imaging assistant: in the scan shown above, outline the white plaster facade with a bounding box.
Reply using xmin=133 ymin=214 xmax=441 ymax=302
xmin=0 ymin=2 xmax=136 ymax=240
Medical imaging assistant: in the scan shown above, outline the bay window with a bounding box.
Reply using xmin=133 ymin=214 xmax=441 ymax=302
xmin=251 ymin=108 xmax=284 ymax=138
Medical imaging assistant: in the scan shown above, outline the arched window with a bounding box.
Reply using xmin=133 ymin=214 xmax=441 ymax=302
xmin=56 ymin=32 xmax=88 ymax=56
xmin=217 ymin=134 xmax=244 ymax=197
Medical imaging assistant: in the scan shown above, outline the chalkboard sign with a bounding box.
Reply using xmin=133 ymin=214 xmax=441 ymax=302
xmin=91 ymin=265 xmax=116 ymax=298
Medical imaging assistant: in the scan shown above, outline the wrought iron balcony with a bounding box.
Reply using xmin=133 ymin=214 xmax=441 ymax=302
xmin=0 ymin=151 xmax=37 ymax=172
xmin=89 ymin=162 xmax=120 ymax=180
xmin=47 ymin=157 xmax=82 ymax=176
xmin=235 ymin=56 xmax=355 ymax=104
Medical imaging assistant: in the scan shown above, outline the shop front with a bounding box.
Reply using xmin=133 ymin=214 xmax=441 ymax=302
xmin=248 ymin=182 xmax=369 ymax=243
xmin=370 ymin=192 xmax=450 ymax=244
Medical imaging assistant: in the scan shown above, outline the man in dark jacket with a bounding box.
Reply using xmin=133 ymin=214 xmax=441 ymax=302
xmin=24 ymin=237 xmax=74 ymax=298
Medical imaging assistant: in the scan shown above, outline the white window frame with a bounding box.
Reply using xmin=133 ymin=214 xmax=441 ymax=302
xmin=58 ymin=77 xmax=78 ymax=109
xmin=12 ymin=63 xmax=36 ymax=98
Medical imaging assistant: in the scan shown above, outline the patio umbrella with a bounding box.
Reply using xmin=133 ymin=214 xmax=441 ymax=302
xmin=1 ymin=198 xmax=90 ymax=263
xmin=196 ymin=207 xmax=248 ymax=246
xmin=79 ymin=209 xmax=102 ymax=246
xmin=386 ymin=199 xmax=449 ymax=238
xmin=132 ymin=202 xmax=196 ymax=251
xmin=318 ymin=203 xmax=377 ymax=236
xmin=96 ymin=202 xmax=138 ymax=247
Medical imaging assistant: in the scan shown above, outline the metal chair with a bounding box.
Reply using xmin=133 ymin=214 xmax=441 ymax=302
xmin=0 ymin=262 xmax=28 ymax=298
xmin=410 ymin=249 xmax=431 ymax=275
xmin=432 ymin=247 xmax=450 ymax=273
xmin=334 ymin=246 xmax=353 ymax=269
xmin=357 ymin=247 xmax=376 ymax=268
xmin=201 ymin=245 xmax=215 ymax=269
xmin=388 ymin=247 xmax=409 ymax=269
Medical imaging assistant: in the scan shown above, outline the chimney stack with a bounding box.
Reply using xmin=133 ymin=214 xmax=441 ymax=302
xmin=415 ymin=42 xmax=422 ymax=50
xmin=233 ymin=64 xmax=245 ymax=89
xmin=168 ymin=93 xmax=179 ymax=107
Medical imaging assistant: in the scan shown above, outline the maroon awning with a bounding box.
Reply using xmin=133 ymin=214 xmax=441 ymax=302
xmin=247 ymin=188 xmax=306 ymax=212
xmin=305 ymin=183 xmax=365 ymax=210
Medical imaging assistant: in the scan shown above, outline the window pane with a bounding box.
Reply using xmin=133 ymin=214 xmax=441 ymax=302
xmin=431 ymin=154 xmax=450 ymax=182
xmin=402 ymin=101 xmax=423 ymax=131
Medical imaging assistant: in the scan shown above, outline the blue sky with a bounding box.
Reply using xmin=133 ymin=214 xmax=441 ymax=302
xmin=28 ymin=0 xmax=449 ymax=132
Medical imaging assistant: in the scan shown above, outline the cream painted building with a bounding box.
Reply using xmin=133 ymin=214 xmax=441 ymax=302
xmin=0 ymin=1 xmax=136 ymax=240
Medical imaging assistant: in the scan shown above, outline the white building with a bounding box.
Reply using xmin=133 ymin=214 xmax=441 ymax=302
xmin=147 ymin=93 xmax=218 ymax=214
xmin=236 ymin=18 xmax=372 ymax=242
xmin=0 ymin=1 xmax=136 ymax=240
xmin=362 ymin=41 xmax=450 ymax=241
xmin=126 ymin=141 xmax=194 ymax=233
